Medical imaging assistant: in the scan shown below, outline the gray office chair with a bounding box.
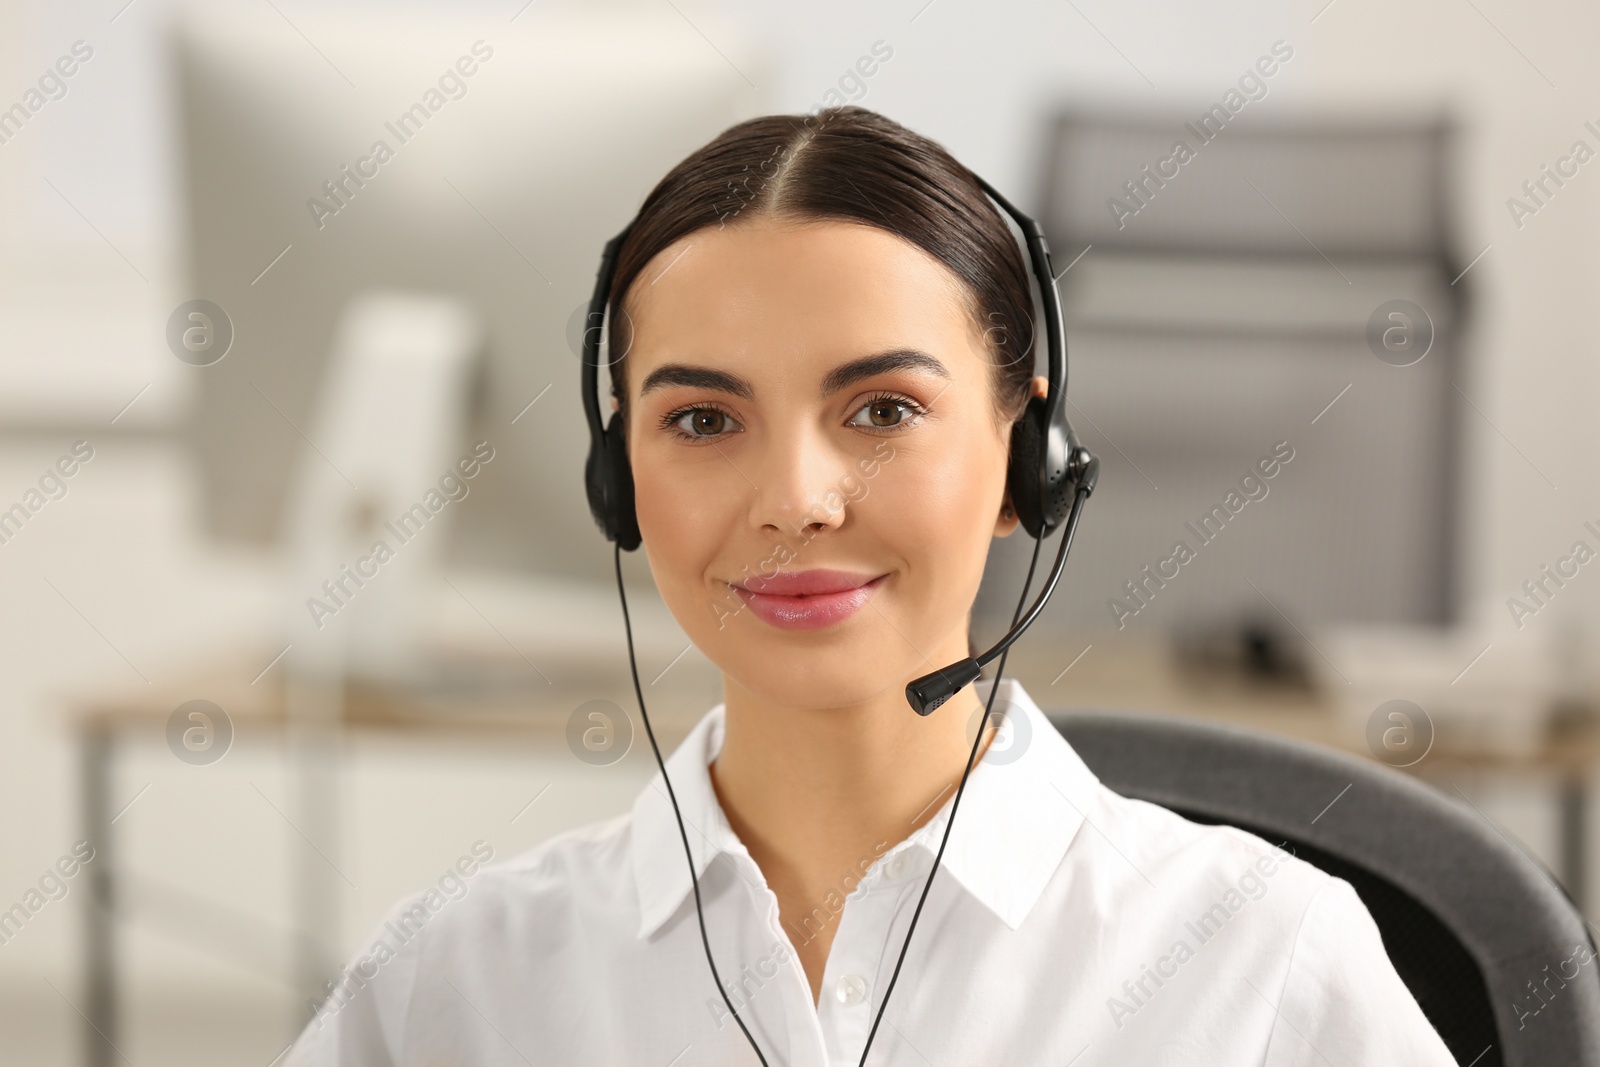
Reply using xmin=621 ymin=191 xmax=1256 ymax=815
xmin=1050 ymin=709 xmax=1600 ymax=1067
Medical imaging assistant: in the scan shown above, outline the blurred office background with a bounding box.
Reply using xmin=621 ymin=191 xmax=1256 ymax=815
xmin=3 ymin=0 xmax=1599 ymax=1063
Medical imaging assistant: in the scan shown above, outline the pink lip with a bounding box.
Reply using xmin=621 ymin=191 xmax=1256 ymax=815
xmin=730 ymin=569 xmax=887 ymax=631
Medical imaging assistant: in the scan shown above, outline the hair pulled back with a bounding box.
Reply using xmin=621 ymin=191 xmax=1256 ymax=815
xmin=605 ymin=106 xmax=1037 ymax=427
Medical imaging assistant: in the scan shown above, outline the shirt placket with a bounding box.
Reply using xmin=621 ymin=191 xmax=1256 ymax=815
xmin=816 ymin=843 xmax=930 ymax=1066
xmin=717 ymin=840 xmax=834 ymax=1067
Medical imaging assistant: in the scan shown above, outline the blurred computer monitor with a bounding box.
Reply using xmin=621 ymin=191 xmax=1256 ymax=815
xmin=978 ymin=109 xmax=1468 ymax=647
xmin=174 ymin=2 xmax=763 ymax=584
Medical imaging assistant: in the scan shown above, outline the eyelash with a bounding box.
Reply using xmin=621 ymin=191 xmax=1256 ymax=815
xmin=658 ymin=392 xmax=928 ymax=443
xmin=851 ymin=392 xmax=928 ymax=433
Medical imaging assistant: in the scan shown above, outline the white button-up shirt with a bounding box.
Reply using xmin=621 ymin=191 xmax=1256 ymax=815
xmin=286 ymin=678 xmax=1458 ymax=1066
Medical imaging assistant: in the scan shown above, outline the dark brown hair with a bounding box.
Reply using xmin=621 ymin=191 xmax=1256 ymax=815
xmin=605 ymin=106 xmax=1037 ymax=427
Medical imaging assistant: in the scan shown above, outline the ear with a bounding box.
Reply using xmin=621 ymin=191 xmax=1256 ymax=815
xmin=995 ymin=375 xmax=1050 ymax=538
xmin=994 ymin=493 xmax=1022 ymax=538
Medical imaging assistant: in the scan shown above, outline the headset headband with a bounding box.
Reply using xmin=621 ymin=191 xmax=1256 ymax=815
xmin=588 ymin=162 xmax=1101 ymax=1066
xmin=581 ymin=175 xmax=1095 ymax=548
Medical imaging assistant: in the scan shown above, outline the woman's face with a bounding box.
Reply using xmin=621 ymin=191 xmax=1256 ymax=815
xmin=621 ymin=215 xmax=1027 ymax=710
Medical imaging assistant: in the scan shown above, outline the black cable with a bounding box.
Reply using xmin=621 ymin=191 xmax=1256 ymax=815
xmin=615 ymin=488 xmax=1081 ymax=1065
xmin=856 ymin=512 xmax=1049 ymax=1065
xmin=613 ymin=543 xmax=771 ymax=1065
xmin=974 ymin=486 xmax=1091 ymax=670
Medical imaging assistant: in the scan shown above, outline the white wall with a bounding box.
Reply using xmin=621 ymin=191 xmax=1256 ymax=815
xmin=1 ymin=0 xmax=1594 ymax=1062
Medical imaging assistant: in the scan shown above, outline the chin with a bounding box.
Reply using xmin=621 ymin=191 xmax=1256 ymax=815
xmin=660 ymin=579 xmax=954 ymax=710
xmin=707 ymin=627 xmax=911 ymax=710
xmin=727 ymin=655 xmax=903 ymax=712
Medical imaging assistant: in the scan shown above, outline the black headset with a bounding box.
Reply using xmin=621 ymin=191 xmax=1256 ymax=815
xmin=579 ymin=170 xmax=1098 ymax=1065
xmin=582 ymin=174 xmax=1098 ymax=710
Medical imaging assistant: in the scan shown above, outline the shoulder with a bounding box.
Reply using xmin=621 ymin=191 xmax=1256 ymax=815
xmin=442 ymin=811 xmax=638 ymax=939
xmin=285 ymin=812 xmax=643 ymax=1064
xmin=349 ymin=811 xmax=641 ymax=973
xmin=1090 ymin=780 xmax=1329 ymax=898
xmin=1056 ymin=787 xmax=1454 ymax=1060
xmin=1061 ymin=779 xmax=1341 ymax=956
xmin=483 ymin=810 xmax=635 ymax=890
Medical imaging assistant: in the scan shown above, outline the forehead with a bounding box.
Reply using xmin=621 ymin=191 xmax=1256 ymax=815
xmin=620 ymin=217 xmax=986 ymax=388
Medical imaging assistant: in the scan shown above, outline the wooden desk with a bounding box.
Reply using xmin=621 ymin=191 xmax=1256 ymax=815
xmin=63 ymin=649 xmax=717 ymax=1067
xmin=62 ymin=636 xmax=1598 ymax=1067
xmin=1000 ymin=636 xmax=1599 ymax=908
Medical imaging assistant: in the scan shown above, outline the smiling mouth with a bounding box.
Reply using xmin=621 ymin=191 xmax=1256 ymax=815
xmin=729 ymin=570 xmax=888 ymax=630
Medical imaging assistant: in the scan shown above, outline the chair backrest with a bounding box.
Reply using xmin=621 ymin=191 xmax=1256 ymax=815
xmin=1050 ymin=708 xmax=1600 ymax=1067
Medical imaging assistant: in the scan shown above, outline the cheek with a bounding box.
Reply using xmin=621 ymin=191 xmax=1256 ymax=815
xmin=633 ymin=452 xmax=740 ymax=596
xmin=868 ymin=435 xmax=1007 ymax=601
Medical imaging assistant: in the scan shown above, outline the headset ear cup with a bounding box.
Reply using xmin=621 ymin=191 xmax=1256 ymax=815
xmin=601 ymin=412 xmax=640 ymax=550
xmin=1007 ymin=399 xmax=1045 ymax=539
xmin=604 ymin=412 xmax=641 ymax=551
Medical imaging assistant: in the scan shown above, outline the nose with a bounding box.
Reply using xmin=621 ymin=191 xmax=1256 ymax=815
xmin=743 ymin=419 xmax=856 ymax=540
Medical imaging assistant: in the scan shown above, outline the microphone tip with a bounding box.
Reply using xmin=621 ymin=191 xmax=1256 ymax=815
xmin=905 ymin=658 xmax=983 ymax=716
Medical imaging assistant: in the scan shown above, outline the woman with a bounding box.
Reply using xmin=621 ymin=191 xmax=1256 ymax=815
xmin=288 ymin=107 xmax=1456 ymax=1065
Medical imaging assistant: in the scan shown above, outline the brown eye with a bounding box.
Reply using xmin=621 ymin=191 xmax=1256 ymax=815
xmin=663 ymin=405 xmax=742 ymax=440
xmin=848 ymin=395 xmax=923 ymax=431
xmin=690 ymin=409 xmax=726 ymax=435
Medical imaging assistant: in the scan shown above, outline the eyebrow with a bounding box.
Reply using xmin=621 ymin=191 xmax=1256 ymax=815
xmin=638 ymin=349 xmax=951 ymax=401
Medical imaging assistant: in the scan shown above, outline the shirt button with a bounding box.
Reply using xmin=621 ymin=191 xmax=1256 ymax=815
xmin=834 ymin=974 xmax=868 ymax=1006
xmin=883 ymin=853 xmax=908 ymax=880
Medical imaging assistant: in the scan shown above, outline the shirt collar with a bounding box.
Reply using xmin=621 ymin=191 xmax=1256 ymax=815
xmin=629 ymin=677 xmax=1101 ymax=940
